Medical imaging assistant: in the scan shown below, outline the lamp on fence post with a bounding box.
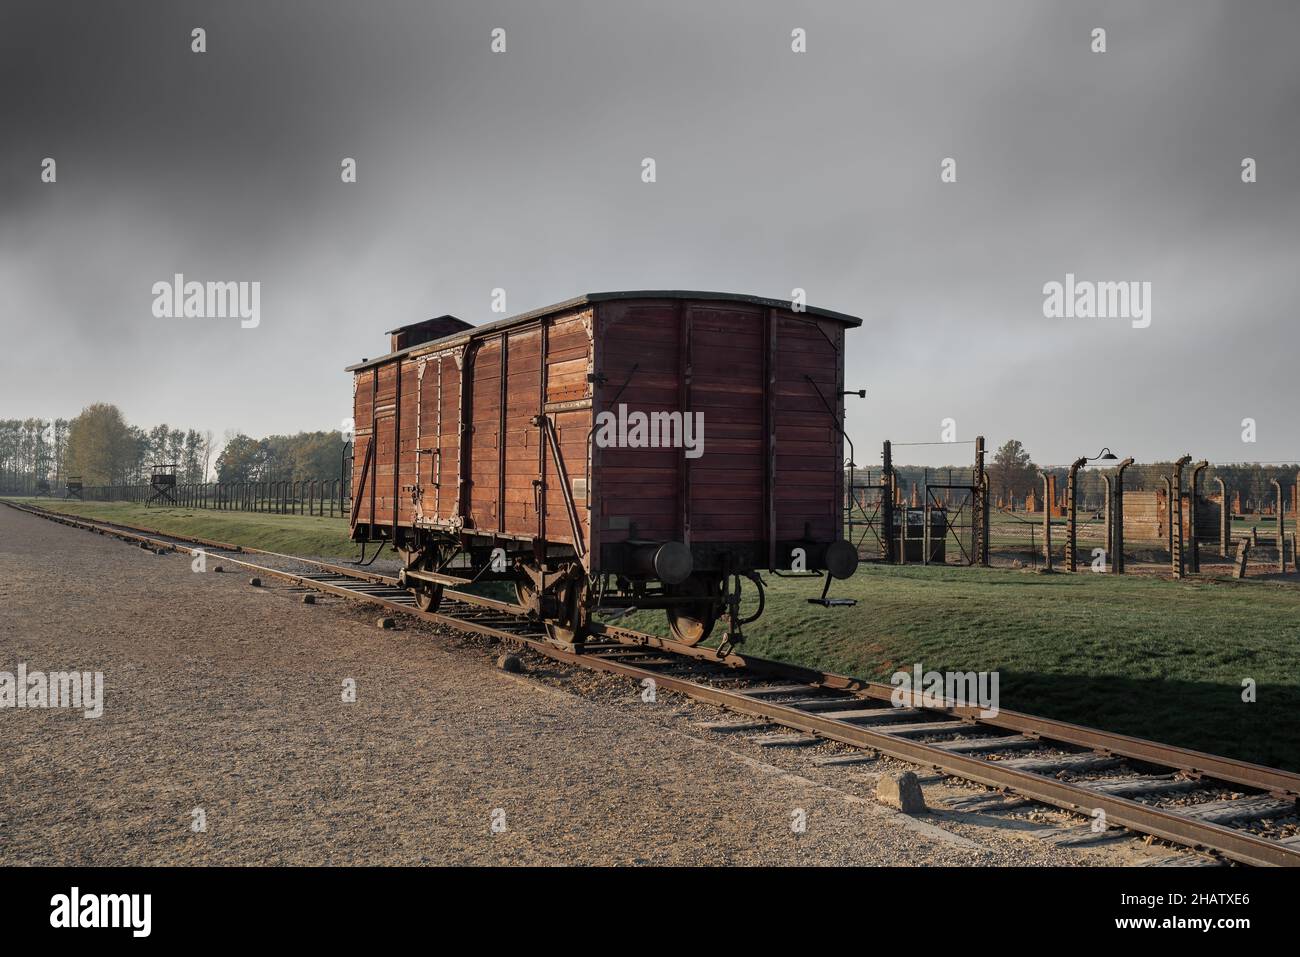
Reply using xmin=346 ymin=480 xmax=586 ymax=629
xmin=1068 ymin=449 xmax=1117 ymax=572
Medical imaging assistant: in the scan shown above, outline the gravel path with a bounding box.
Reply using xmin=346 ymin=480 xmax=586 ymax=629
xmin=0 ymin=505 xmax=1181 ymax=865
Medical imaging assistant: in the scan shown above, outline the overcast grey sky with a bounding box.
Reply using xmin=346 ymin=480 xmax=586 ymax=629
xmin=2 ymin=0 xmax=1297 ymax=468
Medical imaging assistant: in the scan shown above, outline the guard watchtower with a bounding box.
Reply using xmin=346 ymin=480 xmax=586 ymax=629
xmin=147 ymin=463 xmax=179 ymax=507
xmin=65 ymin=476 xmax=84 ymax=500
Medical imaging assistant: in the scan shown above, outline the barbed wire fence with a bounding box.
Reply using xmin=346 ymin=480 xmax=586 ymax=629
xmin=847 ymin=442 xmax=1298 ymax=577
xmin=29 ymin=477 xmax=352 ymax=518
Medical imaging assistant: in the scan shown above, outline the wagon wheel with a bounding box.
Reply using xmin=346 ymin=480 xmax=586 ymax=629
xmin=512 ymin=570 xmax=539 ymax=615
xmin=665 ymin=575 xmax=721 ymax=647
xmin=543 ymin=576 xmax=588 ymax=649
xmin=412 ymin=580 xmax=443 ymax=613
xmin=407 ymin=549 xmax=448 ymax=613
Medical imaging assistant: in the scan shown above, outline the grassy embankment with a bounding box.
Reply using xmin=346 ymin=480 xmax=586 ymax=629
xmin=5 ymin=498 xmax=356 ymax=558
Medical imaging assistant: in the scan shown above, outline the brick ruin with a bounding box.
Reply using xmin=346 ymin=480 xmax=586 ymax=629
xmin=1121 ymin=488 xmax=1222 ymax=542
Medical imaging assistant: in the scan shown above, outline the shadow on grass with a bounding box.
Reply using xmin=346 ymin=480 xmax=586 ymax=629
xmin=992 ymin=670 xmax=1299 ymax=774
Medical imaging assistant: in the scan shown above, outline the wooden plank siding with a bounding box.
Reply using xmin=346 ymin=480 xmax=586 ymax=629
xmin=594 ymin=299 xmax=845 ymax=562
xmin=351 ymin=367 xmax=375 ymax=527
xmin=774 ymin=314 xmax=842 ymax=545
xmin=686 ymin=304 xmax=765 ymax=542
xmin=349 ymin=293 xmax=852 ymax=575
xmin=467 ymin=337 xmax=501 ymax=531
xmin=594 ymin=299 xmax=685 ymax=545
xmin=411 ymin=349 xmax=462 ymax=526
xmin=541 ymin=310 xmax=594 ymax=549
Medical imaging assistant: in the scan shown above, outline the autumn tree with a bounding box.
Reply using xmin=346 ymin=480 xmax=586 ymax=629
xmin=215 ymin=433 xmax=265 ymax=482
xmin=64 ymin=404 xmax=134 ymax=485
xmin=987 ymin=439 xmax=1038 ymax=503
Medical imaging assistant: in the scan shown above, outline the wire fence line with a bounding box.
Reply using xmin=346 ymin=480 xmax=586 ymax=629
xmin=845 ymin=443 xmax=1299 ymax=576
xmin=35 ymin=478 xmax=352 ymax=518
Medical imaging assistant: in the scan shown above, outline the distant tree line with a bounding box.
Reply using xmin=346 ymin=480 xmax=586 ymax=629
xmin=214 ymin=429 xmax=345 ymax=483
xmin=0 ymin=404 xmax=346 ymax=493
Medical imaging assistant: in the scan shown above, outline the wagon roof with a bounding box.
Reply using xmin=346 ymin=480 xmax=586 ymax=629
xmin=345 ymin=290 xmax=862 ymax=371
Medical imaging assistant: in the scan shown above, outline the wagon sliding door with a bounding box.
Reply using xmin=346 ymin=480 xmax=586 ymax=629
xmin=413 ymin=351 xmax=462 ymax=526
xmin=467 ymin=338 xmax=502 ymax=532
xmin=372 ymin=360 xmax=401 ymax=533
xmin=464 ymin=318 xmax=591 ymax=549
xmin=539 ymin=311 xmax=594 ymax=556
xmin=351 ymin=369 xmax=376 ymax=533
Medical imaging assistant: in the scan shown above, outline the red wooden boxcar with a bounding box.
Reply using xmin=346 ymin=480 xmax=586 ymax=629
xmin=347 ymin=291 xmax=859 ymax=647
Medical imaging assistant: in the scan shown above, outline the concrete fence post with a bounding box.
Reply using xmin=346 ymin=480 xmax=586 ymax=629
xmin=1189 ymin=460 xmax=1207 ymax=573
xmin=980 ymin=473 xmax=990 ymax=567
xmin=1215 ymin=476 xmax=1229 ymax=557
xmin=1273 ymin=479 xmax=1287 ymax=574
xmin=881 ymin=440 xmax=895 ymax=564
xmin=1041 ymin=471 xmax=1053 ymax=572
xmin=1113 ymin=458 xmax=1133 ymax=574
xmin=1161 ymin=476 xmax=1173 ymax=560
xmin=1066 ymin=456 xmax=1086 ymax=571
xmin=974 ymin=436 xmax=988 ymax=566
xmin=1171 ymin=456 xmax=1191 ymax=579
xmin=1102 ymin=474 xmax=1112 ymax=568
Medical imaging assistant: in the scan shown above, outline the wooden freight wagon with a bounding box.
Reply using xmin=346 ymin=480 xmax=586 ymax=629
xmin=347 ymin=291 xmax=860 ymax=648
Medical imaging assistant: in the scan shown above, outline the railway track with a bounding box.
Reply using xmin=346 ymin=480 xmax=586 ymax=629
xmin=8 ymin=499 xmax=1300 ymax=867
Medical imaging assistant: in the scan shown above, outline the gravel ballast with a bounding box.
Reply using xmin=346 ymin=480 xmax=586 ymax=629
xmin=0 ymin=505 xmax=1181 ymax=866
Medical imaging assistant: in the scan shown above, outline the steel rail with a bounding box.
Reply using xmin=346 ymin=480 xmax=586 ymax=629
xmin=6 ymin=500 xmax=1299 ymax=866
xmin=537 ymin=646 xmax=1300 ymax=867
xmin=598 ymin=624 xmax=1300 ymax=799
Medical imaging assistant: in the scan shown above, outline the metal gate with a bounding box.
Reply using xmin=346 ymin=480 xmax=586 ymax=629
xmin=923 ymin=484 xmax=977 ymax=565
xmin=845 ymin=484 xmax=887 ymax=561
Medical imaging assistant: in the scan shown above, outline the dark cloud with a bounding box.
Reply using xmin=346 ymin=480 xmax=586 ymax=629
xmin=1 ymin=0 xmax=1297 ymax=466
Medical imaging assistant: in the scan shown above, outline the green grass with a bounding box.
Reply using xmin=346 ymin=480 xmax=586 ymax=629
xmin=9 ymin=496 xmax=1299 ymax=771
xmin=4 ymin=498 xmax=357 ymax=558
xmin=619 ymin=566 xmax=1300 ymax=772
